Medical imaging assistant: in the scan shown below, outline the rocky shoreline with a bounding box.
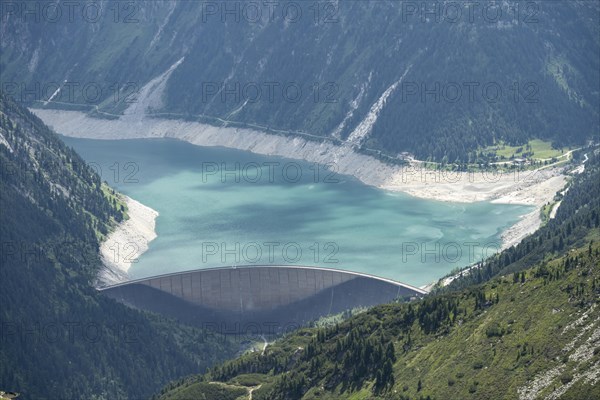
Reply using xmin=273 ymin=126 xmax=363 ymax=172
xmin=97 ymin=195 xmax=158 ymax=287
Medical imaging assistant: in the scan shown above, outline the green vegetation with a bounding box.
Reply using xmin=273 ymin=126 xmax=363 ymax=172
xmin=0 ymin=93 xmax=239 ymax=399
xmin=100 ymin=182 xmax=129 ymax=238
xmin=483 ymin=139 xmax=570 ymax=161
xmin=311 ymin=307 xmax=369 ymax=329
xmin=540 ymin=201 xmax=555 ymax=225
xmin=101 ymin=182 xmax=128 ymax=219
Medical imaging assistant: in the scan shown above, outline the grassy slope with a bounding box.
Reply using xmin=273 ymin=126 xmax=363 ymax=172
xmin=484 ymin=139 xmax=569 ymax=161
xmin=387 ymin=241 xmax=599 ymax=400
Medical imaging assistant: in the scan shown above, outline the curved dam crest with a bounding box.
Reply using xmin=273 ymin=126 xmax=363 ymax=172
xmin=101 ymin=265 xmax=425 ymax=332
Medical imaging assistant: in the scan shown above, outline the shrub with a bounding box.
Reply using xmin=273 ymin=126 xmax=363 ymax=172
xmin=560 ymin=373 xmax=573 ymax=384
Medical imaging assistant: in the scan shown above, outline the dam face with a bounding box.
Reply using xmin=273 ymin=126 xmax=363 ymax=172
xmin=100 ymin=266 xmax=425 ymax=334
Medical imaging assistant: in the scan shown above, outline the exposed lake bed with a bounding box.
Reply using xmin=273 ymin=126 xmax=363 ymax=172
xmin=63 ymin=136 xmax=535 ymax=287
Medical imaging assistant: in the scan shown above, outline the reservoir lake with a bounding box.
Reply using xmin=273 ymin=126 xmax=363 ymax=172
xmin=64 ymin=137 xmax=533 ymax=287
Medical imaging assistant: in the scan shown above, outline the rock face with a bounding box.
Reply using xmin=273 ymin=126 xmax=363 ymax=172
xmin=31 ymin=107 xmax=399 ymax=187
xmin=4 ymin=1 xmax=598 ymax=161
xmin=101 ymin=265 xmax=425 ymax=332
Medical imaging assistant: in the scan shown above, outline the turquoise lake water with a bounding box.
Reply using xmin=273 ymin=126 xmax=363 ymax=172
xmin=64 ymin=137 xmax=533 ymax=287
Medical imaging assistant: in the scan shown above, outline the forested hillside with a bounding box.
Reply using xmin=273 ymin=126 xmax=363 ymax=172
xmin=2 ymin=0 xmax=598 ymax=161
xmin=0 ymin=93 xmax=238 ymax=399
xmin=157 ymin=243 xmax=600 ymax=400
xmin=156 ymin=152 xmax=600 ymax=400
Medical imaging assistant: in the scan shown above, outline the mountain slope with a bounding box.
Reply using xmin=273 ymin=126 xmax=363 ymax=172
xmin=2 ymin=0 xmax=598 ymax=161
xmin=157 ymin=242 xmax=600 ymax=400
xmin=0 ymin=93 xmax=238 ymax=399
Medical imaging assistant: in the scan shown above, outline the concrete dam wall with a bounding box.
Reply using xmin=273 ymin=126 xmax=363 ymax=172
xmin=100 ymin=266 xmax=425 ymax=333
